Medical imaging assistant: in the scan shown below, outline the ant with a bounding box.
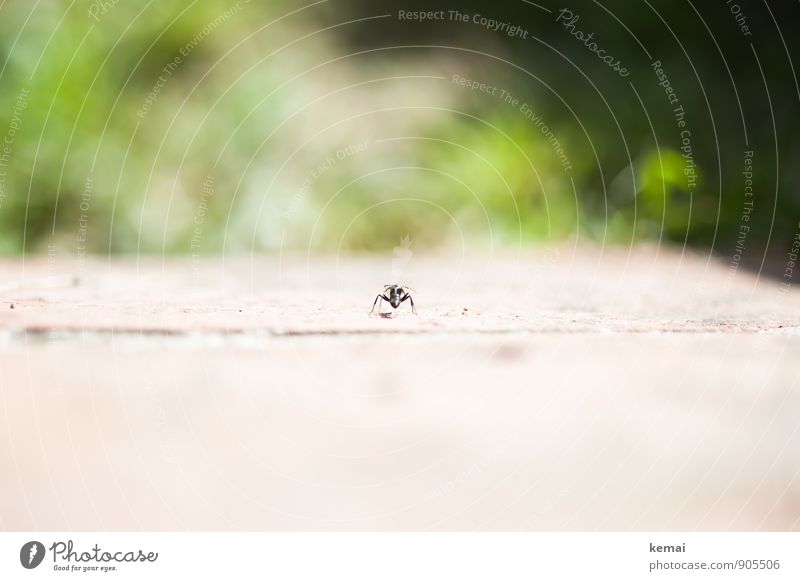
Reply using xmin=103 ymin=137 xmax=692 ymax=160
xmin=370 ymin=284 xmax=417 ymax=315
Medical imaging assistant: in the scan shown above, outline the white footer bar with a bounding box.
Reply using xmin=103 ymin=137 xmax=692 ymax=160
xmin=2 ymin=533 xmax=798 ymax=580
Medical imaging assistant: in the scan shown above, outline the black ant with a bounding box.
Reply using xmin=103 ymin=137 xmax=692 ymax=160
xmin=370 ymin=284 xmax=417 ymax=315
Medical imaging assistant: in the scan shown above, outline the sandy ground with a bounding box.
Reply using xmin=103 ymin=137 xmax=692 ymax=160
xmin=1 ymin=246 xmax=799 ymax=531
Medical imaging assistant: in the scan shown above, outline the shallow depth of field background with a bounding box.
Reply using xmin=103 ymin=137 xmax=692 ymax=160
xmin=0 ymin=0 xmax=797 ymax=263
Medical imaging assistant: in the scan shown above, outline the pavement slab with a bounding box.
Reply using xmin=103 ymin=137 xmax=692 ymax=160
xmin=1 ymin=246 xmax=799 ymax=530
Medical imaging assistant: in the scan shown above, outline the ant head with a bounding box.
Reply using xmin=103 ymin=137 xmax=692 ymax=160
xmin=383 ymin=284 xmax=413 ymax=294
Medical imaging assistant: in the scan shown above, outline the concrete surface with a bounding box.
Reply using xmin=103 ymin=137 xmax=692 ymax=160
xmin=1 ymin=246 xmax=799 ymax=530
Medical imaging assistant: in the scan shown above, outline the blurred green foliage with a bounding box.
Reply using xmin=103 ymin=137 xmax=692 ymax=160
xmin=0 ymin=0 xmax=797 ymax=261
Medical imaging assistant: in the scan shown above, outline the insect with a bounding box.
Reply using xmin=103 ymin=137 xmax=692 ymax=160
xmin=370 ymin=284 xmax=417 ymax=315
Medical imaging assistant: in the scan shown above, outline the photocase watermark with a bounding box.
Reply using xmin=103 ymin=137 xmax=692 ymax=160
xmin=451 ymin=74 xmax=573 ymax=172
xmin=0 ymin=87 xmax=30 ymax=210
xmin=286 ymin=140 xmax=369 ymax=218
xmin=178 ymin=1 xmax=249 ymax=59
xmin=397 ymin=10 xmax=530 ymax=39
xmin=76 ymin=175 xmax=94 ymax=275
xmin=136 ymin=2 xmax=248 ymax=119
xmin=51 ymin=540 xmax=157 ymax=573
xmin=518 ymin=101 xmax=573 ymax=173
xmin=650 ymin=60 xmax=697 ymax=191
xmin=21 ymin=538 xmax=158 ymax=573
xmin=391 ymin=235 xmax=413 ymax=281
xmin=20 ymin=541 xmax=46 ymax=569
xmin=191 ymin=174 xmax=215 ymax=272
xmin=43 ymin=243 xmax=68 ymax=354
xmin=652 ymin=60 xmax=679 ymax=107
xmin=137 ymin=55 xmax=182 ymax=119
xmin=424 ymin=459 xmax=487 ymax=503
xmin=727 ymin=151 xmax=754 ymax=275
xmin=555 ymin=8 xmax=629 ymax=78
xmin=779 ymin=221 xmax=800 ymax=295
xmin=725 ymin=0 xmax=753 ymax=37
xmin=451 ymin=10 xmax=530 ymax=39
xmin=87 ymin=0 xmax=122 ymax=22
xmin=399 ymin=7 xmax=630 ymax=81
xmin=522 ymin=488 xmax=571 ymax=527
xmin=718 ymin=150 xmax=754 ymax=302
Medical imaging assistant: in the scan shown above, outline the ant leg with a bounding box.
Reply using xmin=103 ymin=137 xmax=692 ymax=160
xmin=370 ymin=294 xmax=382 ymax=314
xmin=370 ymin=294 xmax=389 ymax=314
xmin=401 ymin=293 xmax=417 ymax=315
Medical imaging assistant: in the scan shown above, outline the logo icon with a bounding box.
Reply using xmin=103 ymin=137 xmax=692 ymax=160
xmin=20 ymin=541 xmax=45 ymax=569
